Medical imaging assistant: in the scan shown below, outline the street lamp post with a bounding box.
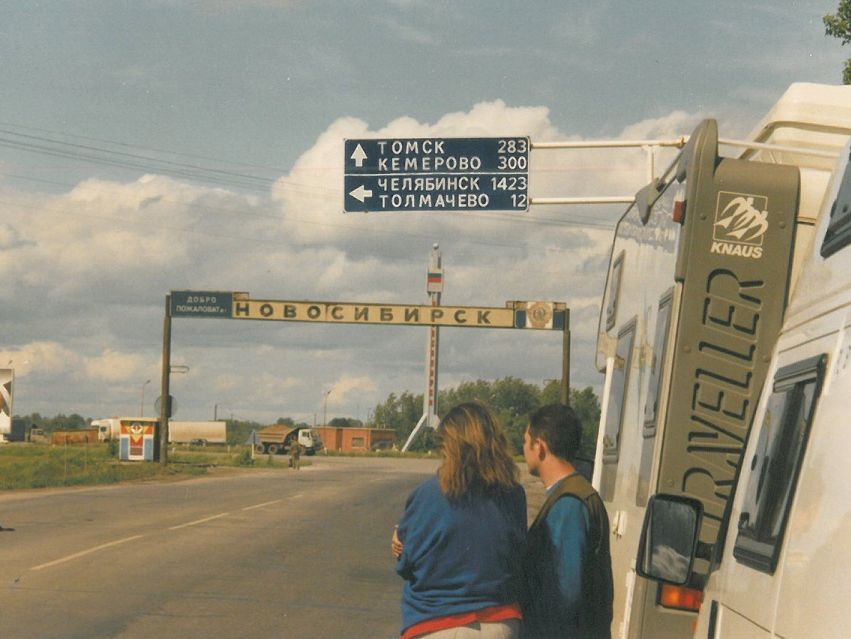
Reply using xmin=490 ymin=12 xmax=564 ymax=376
xmin=322 ymin=389 xmax=332 ymax=427
xmin=140 ymin=379 xmax=151 ymax=417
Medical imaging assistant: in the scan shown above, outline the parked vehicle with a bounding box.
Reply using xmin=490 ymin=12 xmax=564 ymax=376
xmin=93 ymin=418 xmax=226 ymax=444
xmin=92 ymin=418 xmax=127 ymax=442
xmin=254 ymin=425 xmax=321 ymax=455
xmin=28 ymin=427 xmax=49 ymax=444
xmin=593 ymin=83 xmax=851 ymax=637
xmin=0 ymin=418 xmax=27 ymax=443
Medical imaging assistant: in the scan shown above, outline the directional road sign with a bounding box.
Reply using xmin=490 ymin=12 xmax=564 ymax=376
xmin=344 ymin=137 xmax=529 ymax=213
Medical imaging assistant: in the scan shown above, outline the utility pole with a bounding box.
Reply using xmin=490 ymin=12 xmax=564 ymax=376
xmin=159 ymin=295 xmax=172 ymax=465
xmin=323 ymin=389 xmax=332 ymax=427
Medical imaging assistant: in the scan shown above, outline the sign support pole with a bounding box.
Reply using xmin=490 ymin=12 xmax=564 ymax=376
xmin=561 ymin=308 xmax=571 ymax=406
xmin=159 ymin=294 xmax=172 ymax=465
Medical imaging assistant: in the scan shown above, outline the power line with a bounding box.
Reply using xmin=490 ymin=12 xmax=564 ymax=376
xmin=0 ymin=132 xmax=278 ymax=192
xmin=0 ymin=119 xmax=291 ymax=174
xmin=0 ymin=121 xmax=619 ymax=232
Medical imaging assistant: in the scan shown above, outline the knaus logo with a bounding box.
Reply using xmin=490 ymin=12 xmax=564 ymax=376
xmin=711 ymin=192 xmax=769 ymax=259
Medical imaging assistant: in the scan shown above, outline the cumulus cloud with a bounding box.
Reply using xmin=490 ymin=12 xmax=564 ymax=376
xmin=84 ymin=349 xmax=148 ymax=382
xmin=0 ymin=342 xmax=80 ymax=377
xmin=329 ymin=374 xmax=379 ymax=405
xmin=270 ymin=101 xmax=563 ymax=246
xmin=3 ymin=100 xmax=703 ymax=421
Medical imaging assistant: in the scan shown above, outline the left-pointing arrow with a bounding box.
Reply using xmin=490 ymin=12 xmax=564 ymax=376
xmin=350 ymin=144 xmax=368 ymax=168
xmin=349 ymin=184 xmax=373 ymax=202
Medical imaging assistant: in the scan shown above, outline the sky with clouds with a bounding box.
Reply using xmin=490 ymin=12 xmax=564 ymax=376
xmin=0 ymin=1 xmax=845 ymax=425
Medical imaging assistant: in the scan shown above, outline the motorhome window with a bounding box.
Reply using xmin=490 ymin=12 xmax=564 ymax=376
xmin=821 ymin=152 xmax=851 ymax=258
xmin=637 ymin=291 xmax=674 ymax=506
xmin=733 ymin=354 xmax=826 ymax=573
xmin=601 ymin=319 xmax=636 ymax=502
xmin=605 ymin=252 xmax=625 ymax=331
xmin=643 ymin=291 xmax=674 ymax=434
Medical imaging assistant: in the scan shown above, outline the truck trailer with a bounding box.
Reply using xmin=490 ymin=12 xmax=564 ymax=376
xmin=93 ymin=418 xmax=226 ymax=444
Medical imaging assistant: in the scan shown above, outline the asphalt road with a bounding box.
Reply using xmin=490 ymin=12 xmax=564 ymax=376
xmin=0 ymin=456 xmax=442 ymax=639
xmin=0 ymin=455 xmax=547 ymax=639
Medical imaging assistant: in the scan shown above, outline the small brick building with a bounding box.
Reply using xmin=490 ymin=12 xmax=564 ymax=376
xmin=314 ymin=426 xmax=396 ymax=452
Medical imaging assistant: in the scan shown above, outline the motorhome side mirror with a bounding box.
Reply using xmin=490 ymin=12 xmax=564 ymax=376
xmin=635 ymin=178 xmax=665 ymax=225
xmin=636 ymin=494 xmax=703 ymax=585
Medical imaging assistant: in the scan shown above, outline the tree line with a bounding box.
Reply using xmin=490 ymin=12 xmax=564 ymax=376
xmin=372 ymin=378 xmax=599 ymax=456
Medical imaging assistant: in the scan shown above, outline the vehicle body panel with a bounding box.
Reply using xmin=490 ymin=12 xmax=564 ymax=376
xmin=598 ymin=83 xmax=851 ymax=637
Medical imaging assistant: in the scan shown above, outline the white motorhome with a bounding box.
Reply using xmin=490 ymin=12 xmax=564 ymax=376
xmin=594 ymin=83 xmax=851 ymax=637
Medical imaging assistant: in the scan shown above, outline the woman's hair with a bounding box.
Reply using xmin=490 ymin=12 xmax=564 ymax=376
xmin=436 ymin=402 xmax=518 ymax=500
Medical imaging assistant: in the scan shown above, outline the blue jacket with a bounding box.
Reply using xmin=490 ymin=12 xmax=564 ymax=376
xmin=395 ymin=476 xmax=527 ymax=634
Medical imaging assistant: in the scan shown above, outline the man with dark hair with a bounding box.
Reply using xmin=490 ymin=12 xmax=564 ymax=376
xmin=522 ymin=404 xmax=613 ymax=639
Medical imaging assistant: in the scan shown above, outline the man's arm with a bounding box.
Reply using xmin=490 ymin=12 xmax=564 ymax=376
xmin=545 ymin=496 xmax=592 ymax=616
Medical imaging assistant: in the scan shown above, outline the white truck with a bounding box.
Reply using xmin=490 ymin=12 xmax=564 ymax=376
xmin=93 ymin=417 xmax=160 ymax=442
xmin=93 ymin=417 xmax=136 ymax=442
xmin=93 ymin=418 xmax=226 ymax=444
xmin=253 ymin=425 xmax=322 ymax=455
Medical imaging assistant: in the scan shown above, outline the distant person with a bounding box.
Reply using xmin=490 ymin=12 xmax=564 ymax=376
xmin=521 ymin=404 xmax=613 ymax=639
xmin=392 ymin=402 xmax=526 ymax=639
xmin=291 ymin=443 xmax=301 ymax=470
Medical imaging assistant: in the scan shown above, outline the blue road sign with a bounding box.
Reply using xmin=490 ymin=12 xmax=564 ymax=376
xmin=170 ymin=291 xmax=233 ymax=318
xmin=344 ymin=137 xmax=529 ymax=213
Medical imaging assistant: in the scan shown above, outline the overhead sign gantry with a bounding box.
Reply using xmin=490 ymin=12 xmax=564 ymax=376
xmin=170 ymin=291 xmax=563 ymax=330
xmin=159 ymin=290 xmax=569 ymax=464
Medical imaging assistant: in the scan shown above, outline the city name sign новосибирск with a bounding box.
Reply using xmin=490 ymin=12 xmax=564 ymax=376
xmin=170 ymin=292 xmax=564 ymax=330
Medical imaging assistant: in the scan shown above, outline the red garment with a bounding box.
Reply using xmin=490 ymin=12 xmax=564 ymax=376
xmin=401 ymin=602 xmax=522 ymax=639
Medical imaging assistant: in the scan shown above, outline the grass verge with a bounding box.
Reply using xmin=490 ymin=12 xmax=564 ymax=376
xmin=0 ymin=443 xmax=280 ymax=490
xmin=0 ymin=443 xmax=430 ymax=490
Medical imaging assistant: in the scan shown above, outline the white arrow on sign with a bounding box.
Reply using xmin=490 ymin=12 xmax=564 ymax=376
xmin=350 ymin=144 xmax=368 ymax=168
xmin=349 ymin=184 xmax=373 ymax=202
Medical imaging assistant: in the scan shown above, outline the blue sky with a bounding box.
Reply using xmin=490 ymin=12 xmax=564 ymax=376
xmin=0 ymin=1 xmax=845 ymax=423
